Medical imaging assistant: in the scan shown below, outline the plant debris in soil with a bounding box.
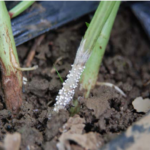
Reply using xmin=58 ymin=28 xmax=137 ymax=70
xmin=0 ymin=7 xmax=150 ymax=150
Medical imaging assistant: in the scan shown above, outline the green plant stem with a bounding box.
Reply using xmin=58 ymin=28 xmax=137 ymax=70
xmin=83 ymin=1 xmax=116 ymax=53
xmin=80 ymin=1 xmax=120 ymax=98
xmin=53 ymin=1 xmax=119 ymax=112
xmin=69 ymin=99 xmax=80 ymax=116
xmin=0 ymin=1 xmax=23 ymax=114
xmin=9 ymin=1 xmax=35 ymax=18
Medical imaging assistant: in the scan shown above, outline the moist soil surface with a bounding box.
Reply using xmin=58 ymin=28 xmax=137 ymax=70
xmin=0 ymin=7 xmax=150 ymax=150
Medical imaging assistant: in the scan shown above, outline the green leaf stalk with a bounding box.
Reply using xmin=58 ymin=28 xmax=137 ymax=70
xmin=0 ymin=1 xmax=23 ymax=114
xmin=9 ymin=1 xmax=35 ymax=18
xmin=80 ymin=1 xmax=121 ymax=98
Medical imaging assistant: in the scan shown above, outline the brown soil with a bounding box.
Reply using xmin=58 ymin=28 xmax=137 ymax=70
xmin=0 ymin=7 xmax=150 ymax=150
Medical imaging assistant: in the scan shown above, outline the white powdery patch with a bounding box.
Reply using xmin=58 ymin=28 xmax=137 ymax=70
xmin=54 ymin=39 xmax=90 ymax=112
xmin=54 ymin=65 xmax=85 ymax=112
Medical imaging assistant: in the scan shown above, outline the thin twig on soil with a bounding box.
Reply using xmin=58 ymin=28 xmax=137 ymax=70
xmin=143 ymin=80 xmax=150 ymax=86
xmin=96 ymin=82 xmax=126 ymax=97
xmin=50 ymin=56 xmax=67 ymax=73
xmin=16 ymin=65 xmax=38 ymax=71
xmin=26 ymin=34 xmax=45 ymax=67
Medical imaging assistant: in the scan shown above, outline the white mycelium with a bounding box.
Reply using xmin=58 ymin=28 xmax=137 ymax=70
xmin=54 ymin=39 xmax=90 ymax=112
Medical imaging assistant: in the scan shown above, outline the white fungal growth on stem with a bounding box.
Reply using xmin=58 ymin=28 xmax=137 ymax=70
xmin=54 ymin=39 xmax=90 ymax=112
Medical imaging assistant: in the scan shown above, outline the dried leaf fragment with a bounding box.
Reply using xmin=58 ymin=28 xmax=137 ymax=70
xmin=62 ymin=115 xmax=85 ymax=134
xmin=57 ymin=115 xmax=103 ymax=150
xmin=132 ymin=97 xmax=150 ymax=113
xmin=58 ymin=132 xmax=103 ymax=150
xmin=4 ymin=133 xmax=21 ymax=150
